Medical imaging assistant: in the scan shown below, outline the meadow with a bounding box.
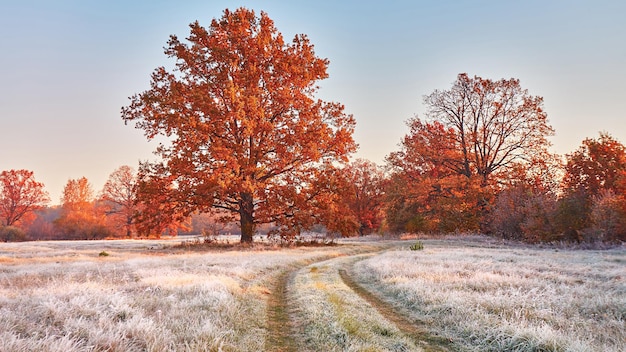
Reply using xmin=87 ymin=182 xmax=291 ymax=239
xmin=0 ymin=236 xmax=623 ymax=351
xmin=353 ymin=237 xmax=625 ymax=351
xmin=0 ymin=238 xmax=362 ymax=351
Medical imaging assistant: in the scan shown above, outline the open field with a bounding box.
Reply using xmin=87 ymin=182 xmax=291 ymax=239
xmin=0 ymin=238 xmax=373 ymax=351
xmin=0 ymin=237 xmax=624 ymax=351
xmin=353 ymin=238 xmax=626 ymax=351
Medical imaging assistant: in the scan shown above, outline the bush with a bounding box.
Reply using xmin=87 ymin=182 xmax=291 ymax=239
xmin=491 ymin=186 xmax=558 ymax=243
xmin=589 ymin=190 xmax=626 ymax=242
xmin=0 ymin=226 xmax=27 ymax=242
xmin=409 ymin=240 xmax=424 ymax=251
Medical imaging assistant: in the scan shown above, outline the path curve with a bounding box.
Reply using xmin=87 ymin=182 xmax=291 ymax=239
xmin=265 ymin=244 xmax=454 ymax=351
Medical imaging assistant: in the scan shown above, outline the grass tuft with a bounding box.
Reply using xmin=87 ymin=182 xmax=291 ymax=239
xmin=410 ymin=240 xmax=424 ymax=251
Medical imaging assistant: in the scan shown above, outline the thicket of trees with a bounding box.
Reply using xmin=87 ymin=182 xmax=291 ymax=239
xmin=2 ymin=8 xmax=624 ymax=244
xmin=0 ymin=169 xmax=49 ymax=241
xmin=385 ymin=74 xmax=625 ymax=243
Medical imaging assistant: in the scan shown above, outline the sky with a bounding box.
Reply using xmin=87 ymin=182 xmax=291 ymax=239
xmin=1 ymin=0 xmax=625 ymax=204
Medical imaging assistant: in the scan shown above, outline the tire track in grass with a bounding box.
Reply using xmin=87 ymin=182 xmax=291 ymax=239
xmin=339 ymin=266 xmax=454 ymax=352
xmin=265 ymin=244 xmax=391 ymax=351
xmin=266 ymin=242 xmax=454 ymax=351
xmin=266 ymin=268 xmax=298 ymax=351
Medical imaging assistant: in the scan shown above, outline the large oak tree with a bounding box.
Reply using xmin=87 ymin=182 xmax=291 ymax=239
xmin=122 ymin=8 xmax=355 ymax=242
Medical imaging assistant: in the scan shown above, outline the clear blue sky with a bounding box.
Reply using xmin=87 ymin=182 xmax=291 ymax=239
xmin=1 ymin=0 xmax=625 ymax=204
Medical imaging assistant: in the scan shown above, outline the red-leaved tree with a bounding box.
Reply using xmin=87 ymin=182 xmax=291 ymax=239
xmin=122 ymin=8 xmax=355 ymax=242
xmin=0 ymin=169 xmax=50 ymax=227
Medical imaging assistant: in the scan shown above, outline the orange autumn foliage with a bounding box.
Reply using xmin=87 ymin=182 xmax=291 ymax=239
xmin=558 ymin=133 xmax=626 ymax=241
xmin=0 ymin=169 xmax=50 ymax=228
xmin=386 ymin=74 xmax=555 ymax=235
xmin=122 ymin=8 xmax=355 ymax=242
xmin=54 ymin=177 xmax=110 ymax=240
xmin=339 ymin=160 xmax=386 ymax=236
xmin=133 ymin=164 xmax=191 ymax=238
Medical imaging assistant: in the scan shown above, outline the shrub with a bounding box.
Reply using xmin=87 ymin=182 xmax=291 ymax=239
xmin=491 ymin=186 xmax=559 ymax=243
xmin=0 ymin=226 xmax=27 ymax=242
xmin=409 ymin=240 xmax=424 ymax=251
xmin=589 ymin=190 xmax=626 ymax=242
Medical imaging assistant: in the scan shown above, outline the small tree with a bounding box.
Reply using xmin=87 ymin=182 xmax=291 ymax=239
xmin=563 ymin=133 xmax=626 ymax=196
xmin=558 ymin=133 xmax=626 ymax=240
xmin=100 ymin=165 xmax=139 ymax=237
xmin=0 ymin=169 xmax=50 ymax=227
xmin=55 ymin=177 xmax=110 ymax=239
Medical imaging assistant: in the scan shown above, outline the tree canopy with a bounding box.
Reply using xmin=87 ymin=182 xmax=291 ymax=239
xmin=421 ymin=73 xmax=554 ymax=185
xmin=122 ymin=7 xmax=356 ymax=242
xmin=0 ymin=169 xmax=49 ymax=227
xmin=100 ymin=165 xmax=139 ymax=237
xmin=386 ymin=73 xmax=556 ymax=234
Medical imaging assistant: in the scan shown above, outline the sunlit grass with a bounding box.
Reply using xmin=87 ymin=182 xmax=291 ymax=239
xmin=353 ymin=240 xmax=626 ymax=352
xmin=2 ymin=237 xmax=623 ymax=351
xmin=0 ymin=239 xmax=349 ymax=352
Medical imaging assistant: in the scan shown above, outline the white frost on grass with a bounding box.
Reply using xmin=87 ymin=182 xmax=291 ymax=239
xmin=0 ymin=239 xmax=349 ymax=352
xmin=353 ymin=241 xmax=625 ymax=352
xmin=289 ymin=256 xmax=421 ymax=351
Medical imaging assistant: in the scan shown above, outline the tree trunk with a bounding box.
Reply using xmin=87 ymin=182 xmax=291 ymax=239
xmin=239 ymin=192 xmax=255 ymax=243
xmin=126 ymin=215 xmax=133 ymax=238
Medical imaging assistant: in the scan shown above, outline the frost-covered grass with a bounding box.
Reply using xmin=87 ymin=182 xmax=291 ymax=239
xmin=3 ymin=237 xmax=623 ymax=351
xmin=289 ymin=255 xmax=421 ymax=351
xmin=0 ymin=239 xmax=353 ymax=352
xmin=353 ymin=239 xmax=626 ymax=352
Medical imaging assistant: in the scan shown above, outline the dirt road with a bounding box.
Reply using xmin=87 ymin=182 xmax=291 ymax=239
xmin=266 ymin=245 xmax=453 ymax=351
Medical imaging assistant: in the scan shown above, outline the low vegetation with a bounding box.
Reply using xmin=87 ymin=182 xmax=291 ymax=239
xmin=353 ymin=238 xmax=626 ymax=351
xmin=0 ymin=237 xmax=623 ymax=351
xmin=0 ymin=239 xmax=354 ymax=351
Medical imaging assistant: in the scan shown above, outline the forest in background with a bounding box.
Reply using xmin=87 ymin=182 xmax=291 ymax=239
xmin=2 ymin=127 xmax=625 ymax=244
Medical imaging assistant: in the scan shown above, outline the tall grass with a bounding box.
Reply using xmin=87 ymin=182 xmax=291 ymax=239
xmin=0 ymin=239 xmax=349 ymax=352
xmin=353 ymin=240 xmax=625 ymax=351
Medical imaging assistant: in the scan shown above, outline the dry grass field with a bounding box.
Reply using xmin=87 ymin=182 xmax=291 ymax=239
xmin=0 ymin=238 xmax=364 ymax=351
xmin=0 ymin=236 xmax=623 ymax=351
xmin=353 ymin=237 xmax=626 ymax=351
